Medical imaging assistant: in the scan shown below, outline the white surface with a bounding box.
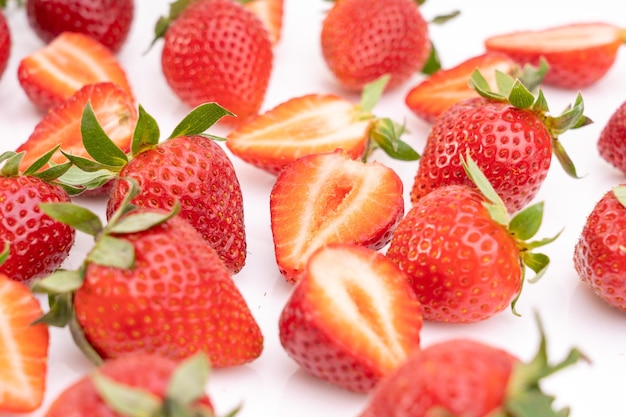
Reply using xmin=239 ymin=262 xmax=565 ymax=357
xmin=1 ymin=0 xmax=625 ymax=415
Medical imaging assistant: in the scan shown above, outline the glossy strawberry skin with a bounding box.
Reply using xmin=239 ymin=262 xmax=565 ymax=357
xmin=74 ymin=211 xmax=263 ymax=367
xmin=161 ymin=0 xmax=273 ymax=126
xmin=0 ymin=176 xmax=75 ymax=283
xmin=598 ymin=101 xmax=626 ymax=175
xmin=321 ymin=0 xmax=430 ymax=91
xmin=0 ymin=10 xmax=10 ymax=81
xmin=43 ymin=353 xmax=214 ymax=417
xmin=106 ymin=135 xmax=247 ymax=274
xmin=411 ymin=97 xmax=553 ymax=214
xmin=359 ymin=339 xmax=517 ymax=417
xmin=573 ymin=187 xmax=626 ymax=311
xmin=387 ymin=185 xmax=522 ymax=323
xmin=26 ymin=0 xmax=134 ymax=53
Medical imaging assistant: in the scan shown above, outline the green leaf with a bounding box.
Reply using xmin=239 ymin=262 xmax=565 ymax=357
xmin=524 ymin=229 xmax=562 ymax=251
xmin=166 ymin=353 xmax=210 ymax=406
xmin=460 ymin=153 xmax=508 ymax=225
xmin=81 ymin=101 xmax=129 ymax=167
xmin=429 ymin=10 xmax=460 ymax=25
xmin=420 ymin=41 xmax=442 ymax=75
xmin=522 ymin=252 xmax=550 ymax=283
xmin=31 ymin=269 xmax=84 ymax=294
xmin=368 ymin=118 xmax=419 ymax=161
xmin=32 ymin=293 xmax=74 ymax=327
xmin=359 ymin=74 xmax=390 ymax=113
xmin=61 ymin=151 xmax=123 ymax=173
xmin=168 ymin=102 xmax=234 ymax=139
xmin=32 ymin=161 xmax=73 ymax=182
xmin=57 ymin=166 xmax=117 ymax=191
xmin=507 ymin=79 xmax=536 ymax=109
xmin=551 ymin=139 xmax=580 ymax=179
xmin=531 ymin=89 xmax=550 ymax=114
xmin=109 ymin=203 xmax=180 ymax=234
xmin=613 ymin=185 xmax=626 ymax=208
xmin=0 ymin=240 xmax=9 ymax=266
xmin=495 ymin=70 xmax=516 ymax=98
xmin=131 ymin=105 xmax=161 ymax=156
xmin=516 ymin=58 xmax=549 ymax=92
xmin=469 ymin=69 xmax=505 ymax=101
xmin=509 ymin=202 xmax=543 ymax=241
xmin=0 ymin=151 xmax=23 ymax=177
xmin=92 ymin=372 xmax=162 ymax=417
xmin=39 ymin=202 xmax=103 ymax=236
xmin=546 ymin=93 xmax=588 ymax=136
xmin=22 ymin=145 xmax=60 ymax=176
xmin=87 ymin=235 xmax=135 ymax=269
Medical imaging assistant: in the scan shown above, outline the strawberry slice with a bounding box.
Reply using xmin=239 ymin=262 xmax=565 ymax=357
xmin=243 ymin=0 xmax=284 ymax=45
xmin=270 ymin=150 xmax=404 ymax=283
xmin=405 ymin=52 xmax=518 ymax=123
xmin=0 ymin=274 xmax=49 ymax=413
xmin=279 ymin=243 xmax=423 ymax=393
xmin=17 ymin=82 xmax=138 ymax=173
xmin=485 ymin=22 xmax=625 ymax=89
xmin=17 ymin=31 xmax=134 ymax=110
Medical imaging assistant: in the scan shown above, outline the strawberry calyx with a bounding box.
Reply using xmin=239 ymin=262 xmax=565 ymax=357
xmin=469 ymin=67 xmax=592 ymax=178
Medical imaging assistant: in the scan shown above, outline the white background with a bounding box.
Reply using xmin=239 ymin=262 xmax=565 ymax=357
xmin=1 ymin=0 xmax=625 ymax=416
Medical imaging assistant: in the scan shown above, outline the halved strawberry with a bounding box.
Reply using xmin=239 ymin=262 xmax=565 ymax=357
xmin=0 ymin=274 xmax=49 ymax=413
xmin=243 ymin=0 xmax=283 ymax=45
xmin=485 ymin=22 xmax=625 ymax=89
xmin=16 ymin=82 xmax=138 ymax=173
xmin=17 ymin=31 xmax=134 ymax=110
xmin=270 ymin=150 xmax=404 ymax=283
xmin=279 ymin=243 xmax=423 ymax=393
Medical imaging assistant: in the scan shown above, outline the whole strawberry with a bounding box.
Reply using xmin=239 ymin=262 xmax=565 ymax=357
xmin=25 ymin=0 xmax=134 ymax=53
xmin=387 ymin=156 xmax=557 ymax=323
xmin=0 ymin=151 xmax=75 ymax=283
xmin=411 ymin=70 xmax=591 ymax=214
xmin=598 ymin=101 xmax=626 ymax=175
xmin=0 ymin=9 xmax=9 ymax=81
xmin=320 ymin=0 xmax=430 ymax=91
xmin=154 ymin=0 xmax=273 ymax=126
xmin=573 ymin=185 xmax=626 ymax=311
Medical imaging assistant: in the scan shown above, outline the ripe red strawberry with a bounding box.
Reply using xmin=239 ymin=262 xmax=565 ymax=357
xmin=0 ymin=273 xmax=49 ymax=413
xmin=226 ymin=76 xmax=418 ymax=174
xmin=270 ymin=150 xmax=404 ymax=283
xmin=411 ymin=70 xmax=591 ymax=214
xmin=485 ymin=22 xmax=625 ymax=89
xmin=16 ymin=82 xmax=137 ymax=174
xmin=26 ymin=0 xmax=134 ymax=53
xmin=0 ymin=152 xmax=75 ymax=283
xmin=17 ymin=31 xmax=134 ymax=110
xmin=573 ymin=185 xmax=626 ymax=311
xmin=0 ymin=9 xmax=10 ymax=81
xmin=35 ymin=187 xmax=263 ymax=367
xmin=279 ymin=243 xmax=423 ymax=393
xmin=44 ymin=353 xmax=215 ymax=417
xmin=155 ymin=0 xmax=273 ymax=126
xmin=320 ymin=0 xmax=430 ymax=91
xmin=405 ymin=52 xmax=547 ymax=124
xmin=387 ymin=156 xmax=557 ymax=323
xmin=597 ymin=100 xmax=626 ymax=175
xmin=243 ymin=0 xmax=283 ymax=45
xmin=360 ymin=316 xmax=585 ymax=417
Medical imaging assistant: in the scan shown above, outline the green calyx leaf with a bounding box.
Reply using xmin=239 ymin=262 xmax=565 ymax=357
xmin=87 ymin=235 xmax=136 ymax=269
xmin=131 ymin=105 xmax=161 ymax=156
xmin=149 ymin=0 xmax=195 ymax=51
xmin=420 ymin=41 xmax=442 ymax=75
xmin=31 ymin=291 xmax=75 ymax=327
xmin=166 ymin=353 xmax=211 ymax=406
xmin=0 ymin=241 xmax=9 ymax=266
xmin=39 ymin=202 xmax=104 ymax=236
xmin=513 ymin=58 xmax=550 ymax=93
xmin=366 ymin=118 xmax=420 ymax=162
xmin=93 ymin=372 xmax=163 ymax=417
xmin=461 ymin=152 xmax=509 ymax=226
xmin=0 ymin=151 xmax=24 ymax=177
xmin=613 ymin=185 xmax=626 ymax=208
xmin=358 ymin=74 xmax=390 ymax=114
xmin=81 ymin=101 xmax=129 ymax=169
xmin=168 ymin=102 xmax=234 ymax=140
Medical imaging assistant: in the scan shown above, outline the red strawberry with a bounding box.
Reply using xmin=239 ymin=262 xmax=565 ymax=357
xmin=320 ymin=0 xmax=430 ymax=91
xmin=17 ymin=31 xmax=134 ymax=110
xmin=35 ymin=186 xmax=263 ymax=367
xmin=44 ymin=353 xmax=215 ymax=417
xmin=360 ymin=316 xmax=585 ymax=417
xmin=598 ymin=100 xmax=626 ymax=175
xmin=0 ymin=273 xmax=49 ymax=413
xmin=226 ymin=76 xmax=419 ymax=174
xmin=573 ymin=185 xmax=626 ymax=311
xmin=0 ymin=9 xmax=10 ymax=81
xmin=387 ymin=156 xmax=557 ymax=323
xmin=485 ymin=22 xmax=625 ymax=89
xmin=270 ymin=150 xmax=404 ymax=283
xmin=26 ymin=0 xmax=134 ymax=53
xmin=0 ymin=152 xmax=75 ymax=283
xmin=411 ymin=70 xmax=591 ymax=214
xmin=16 ymin=82 xmax=137 ymax=174
xmin=405 ymin=52 xmax=547 ymax=124
xmin=279 ymin=243 xmax=423 ymax=393
xmin=155 ymin=0 xmax=273 ymax=126
xmin=243 ymin=0 xmax=283 ymax=45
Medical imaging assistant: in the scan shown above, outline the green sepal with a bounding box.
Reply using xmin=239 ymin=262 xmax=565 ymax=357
xmin=61 ymin=150 xmax=123 ymax=173
xmin=166 ymin=353 xmax=210 ymax=406
xmin=0 ymin=151 xmax=23 ymax=177
xmin=546 ymin=93 xmax=588 ymax=136
xmin=32 ymin=292 xmax=74 ymax=327
xmin=523 ymin=229 xmax=562 ymax=252
xmin=87 ymin=235 xmax=135 ymax=269
xmin=613 ymin=185 xmax=626 ymax=208
xmin=429 ymin=9 xmax=460 ymax=25
xmin=521 ymin=252 xmax=550 ymax=283
xmin=551 ymin=139 xmax=580 ymax=179
xmin=31 ymin=269 xmax=84 ymax=294
xmin=69 ymin=310 xmax=104 ymax=365
xmin=359 ymin=74 xmax=390 ymax=114
xmin=32 ymin=161 xmax=72 ymax=183
xmin=131 ymin=105 xmax=161 ymax=156
xmin=509 ymin=202 xmax=543 ymax=241
xmin=106 ymin=177 xmax=142 ymax=226
xmin=420 ymin=41 xmax=442 ymax=75
xmin=39 ymin=202 xmax=103 ymax=236
xmin=0 ymin=240 xmax=9 ymax=265
xmin=57 ymin=165 xmax=118 ymax=192
xmin=93 ymin=372 xmax=163 ymax=417
xmin=366 ymin=118 xmax=419 ymax=162
xmin=150 ymin=0 xmax=195 ymax=49
xmin=109 ymin=202 xmax=180 ymax=234
xmin=507 ymin=79 xmax=536 ymax=110
xmin=168 ymin=102 xmax=234 ymax=139
xmin=469 ymin=70 xmax=504 ymax=101
xmin=530 ymin=89 xmax=550 ymax=114
xmin=515 ymin=58 xmax=549 ymax=93
xmin=81 ymin=101 xmax=129 ymax=168
xmin=461 ymin=153 xmax=508 ymax=226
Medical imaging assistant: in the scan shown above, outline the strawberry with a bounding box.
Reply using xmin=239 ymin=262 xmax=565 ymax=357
xmin=387 ymin=155 xmax=557 ymax=323
xmin=0 ymin=151 xmax=76 ymax=283
xmin=34 ymin=181 xmax=263 ymax=367
xmin=17 ymin=31 xmax=134 ymax=111
xmin=411 ymin=69 xmax=591 ymax=214
xmin=597 ymin=100 xmax=626 ymax=175
xmin=25 ymin=0 xmax=134 ymax=53
xmin=573 ymin=185 xmax=626 ymax=311
xmin=320 ymin=0 xmax=430 ymax=91
xmin=0 ymin=273 xmax=49 ymax=413
xmin=154 ymin=0 xmax=273 ymax=126
xmin=360 ymin=316 xmax=586 ymax=417
xmin=16 ymin=82 xmax=137 ymax=174
xmin=405 ymin=52 xmax=547 ymax=124
xmin=279 ymin=243 xmax=423 ymax=393
xmin=270 ymin=150 xmax=404 ymax=283
xmin=243 ymin=0 xmax=283 ymax=45
xmin=44 ymin=353 xmax=216 ymax=417
xmin=0 ymin=9 xmax=10 ymax=81
xmin=226 ymin=75 xmax=419 ymax=174
xmin=485 ymin=22 xmax=626 ymax=89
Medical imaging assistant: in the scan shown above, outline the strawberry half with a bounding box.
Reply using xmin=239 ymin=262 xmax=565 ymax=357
xmin=279 ymin=243 xmax=423 ymax=393
xmin=243 ymin=0 xmax=284 ymax=45
xmin=0 ymin=274 xmax=49 ymax=413
xmin=270 ymin=150 xmax=404 ymax=283
xmin=485 ymin=22 xmax=626 ymax=89
xmin=17 ymin=31 xmax=134 ymax=110
xmin=17 ymin=82 xmax=138 ymax=173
